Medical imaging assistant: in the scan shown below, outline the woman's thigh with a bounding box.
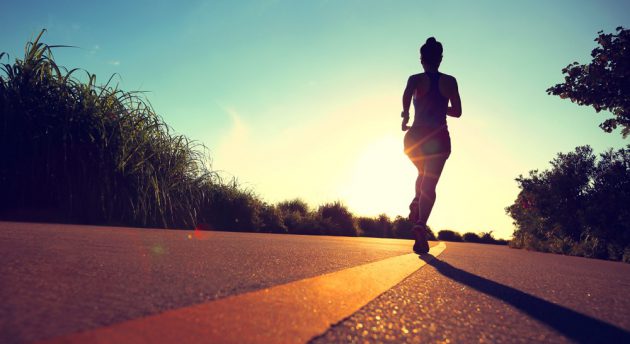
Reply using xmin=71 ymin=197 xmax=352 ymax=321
xmin=422 ymin=156 xmax=448 ymax=183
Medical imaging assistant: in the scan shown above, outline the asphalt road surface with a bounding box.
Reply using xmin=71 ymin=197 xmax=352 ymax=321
xmin=1 ymin=221 xmax=629 ymax=343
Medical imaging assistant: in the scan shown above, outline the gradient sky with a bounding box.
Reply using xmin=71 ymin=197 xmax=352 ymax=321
xmin=2 ymin=0 xmax=628 ymax=238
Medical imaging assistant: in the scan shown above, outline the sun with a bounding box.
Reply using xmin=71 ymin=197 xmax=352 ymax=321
xmin=339 ymin=135 xmax=417 ymax=218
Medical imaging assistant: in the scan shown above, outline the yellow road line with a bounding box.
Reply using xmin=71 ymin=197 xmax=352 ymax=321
xmin=46 ymin=242 xmax=447 ymax=344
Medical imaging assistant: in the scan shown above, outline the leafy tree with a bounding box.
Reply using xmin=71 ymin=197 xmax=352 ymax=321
xmin=547 ymin=27 xmax=630 ymax=137
xmin=587 ymin=147 xmax=630 ymax=252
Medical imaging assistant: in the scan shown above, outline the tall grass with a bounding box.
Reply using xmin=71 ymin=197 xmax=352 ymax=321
xmin=0 ymin=30 xmax=211 ymax=228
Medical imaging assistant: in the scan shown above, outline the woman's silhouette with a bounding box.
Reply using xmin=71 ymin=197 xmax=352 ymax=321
xmin=401 ymin=37 xmax=461 ymax=253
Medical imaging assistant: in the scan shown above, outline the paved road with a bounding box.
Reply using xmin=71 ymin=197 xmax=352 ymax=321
xmin=2 ymin=221 xmax=630 ymax=343
xmin=0 ymin=221 xmax=415 ymax=343
xmin=314 ymin=243 xmax=630 ymax=343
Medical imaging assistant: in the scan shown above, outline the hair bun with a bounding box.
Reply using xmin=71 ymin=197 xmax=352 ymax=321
xmin=426 ymin=37 xmax=437 ymax=44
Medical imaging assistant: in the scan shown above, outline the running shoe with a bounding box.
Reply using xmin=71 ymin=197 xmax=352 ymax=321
xmin=412 ymin=223 xmax=430 ymax=254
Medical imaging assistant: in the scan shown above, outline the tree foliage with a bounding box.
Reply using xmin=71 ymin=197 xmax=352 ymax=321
xmin=507 ymin=145 xmax=630 ymax=262
xmin=547 ymin=27 xmax=630 ymax=137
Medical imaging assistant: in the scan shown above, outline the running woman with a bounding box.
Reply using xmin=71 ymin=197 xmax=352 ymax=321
xmin=401 ymin=37 xmax=462 ymax=254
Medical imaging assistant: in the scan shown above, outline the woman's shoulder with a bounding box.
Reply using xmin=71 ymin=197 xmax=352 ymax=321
xmin=409 ymin=73 xmax=430 ymax=86
xmin=408 ymin=73 xmax=425 ymax=81
xmin=438 ymin=72 xmax=457 ymax=82
xmin=440 ymin=72 xmax=455 ymax=80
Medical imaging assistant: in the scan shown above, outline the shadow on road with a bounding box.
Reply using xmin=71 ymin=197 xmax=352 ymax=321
xmin=419 ymin=254 xmax=630 ymax=343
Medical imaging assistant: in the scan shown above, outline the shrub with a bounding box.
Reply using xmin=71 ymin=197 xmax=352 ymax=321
xmin=197 ymin=181 xmax=263 ymax=232
xmin=479 ymin=231 xmax=509 ymax=245
xmin=391 ymin=216 xmax=414 ymax=239
xmin=357 ymin=217 xmax=379 ymax=237
xmin=507 ymin=145 xmax=630 ymax=261
xmin=258 ymin=203 xmax=287 ymax=234
xmin=282 ymin=211 xmax=326 ymax=235
xmin=437 ymin=230 xmax=463 ymax=242
xmin=463 ymin=232 xmax=481 ymax=243
xmin=277 ymin=199 xmax=309 ymax=217
xmin=318 ymin=201 xmax=357 ymax=236
xmin=357 ymin=214 xmax=392 ymax=238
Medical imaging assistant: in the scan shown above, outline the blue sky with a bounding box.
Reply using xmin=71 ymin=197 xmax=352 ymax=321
xmin=1 ymin=0 xmax=628 ymax=238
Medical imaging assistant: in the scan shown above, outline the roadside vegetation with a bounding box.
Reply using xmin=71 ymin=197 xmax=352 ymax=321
xmin=0 ymin=31 xmax=503 ymax=243
xmin=507 ymin=146 xmax=630 ymax=262
xmin=507 ymin=27 xmax=630 ymax=262
xmin=437 ymin=230 xmax=508 ymax=245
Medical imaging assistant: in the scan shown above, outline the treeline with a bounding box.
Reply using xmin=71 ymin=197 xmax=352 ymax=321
xmin=436 ymin=229 xmax=508 ymax=245
xmin=507 ymin=146 xmax=630 ymax=262
xmin=198 ymin=196 xmax=507 ymax=244
xmin=201 ymin=197 xmax=421 ymax=239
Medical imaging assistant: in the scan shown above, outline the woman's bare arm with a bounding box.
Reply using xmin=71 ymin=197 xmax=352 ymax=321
xmin=401 ymin=75 xmax=416 ymax=130
xmin=446 ymin=77 xmax=462 ymax=118
xmin=402 ymin=75 xmax=416 ymax=114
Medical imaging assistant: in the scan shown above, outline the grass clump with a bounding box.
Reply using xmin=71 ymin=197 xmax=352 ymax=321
xmin=0 ymin=30 xmax=210 ymax=228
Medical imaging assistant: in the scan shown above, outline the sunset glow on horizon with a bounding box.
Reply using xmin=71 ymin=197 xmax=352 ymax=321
xmin=2 ymin=0 xmax=628 ymax=239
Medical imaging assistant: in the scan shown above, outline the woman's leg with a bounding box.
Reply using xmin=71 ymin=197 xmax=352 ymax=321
xmin=404 ymin=129 xmax=424 ymax=223
xmin=416 ymin=154 xmax=448 ymax=225
xmin=415 ymin=169 xmax=424 ymax=202
xmin=405 ymin=128 xmax=450 ymax=225
xmin=409 ymin=158 xmax=425 ymax=222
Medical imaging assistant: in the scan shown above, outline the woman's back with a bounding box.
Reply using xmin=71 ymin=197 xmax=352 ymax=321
xmin=412 ymin=72 xmax=449 ymax=128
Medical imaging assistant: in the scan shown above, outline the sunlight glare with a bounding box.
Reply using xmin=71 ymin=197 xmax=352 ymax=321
xmin=339 ymin=135 xmax=416 ymax=218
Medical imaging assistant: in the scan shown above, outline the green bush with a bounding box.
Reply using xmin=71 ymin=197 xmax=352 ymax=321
xmin=507 ymin=145 xmax=630 ymax=261
xmin=391 ymin=216 xmax=414 ymax=239
xmin=437 ymin=230 xmax=463 ymax=242
xmin=317 ymin=201 xmax=357 ymax=236
xmin=277 ymin=198 xmax=309 ymax=217
xmin=357 ymin=214 xmax=392 ymax=238
xmin=258 ymin=203 xmax=287 ymax=234
xmin=282 ymin=210 xmax=327 ymax=235
xmin=478 ymin=231 xmax=508 ymax=245
xmin=463 ymin=232 xmax=481 ymax=243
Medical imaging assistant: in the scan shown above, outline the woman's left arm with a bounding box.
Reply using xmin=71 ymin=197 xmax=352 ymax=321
xmin=401 ymin=75 xmax=416 ymax=130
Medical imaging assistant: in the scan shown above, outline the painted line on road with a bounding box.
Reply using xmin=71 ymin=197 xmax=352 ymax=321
xmin=46 ymin=242 xmax=446 ymax=344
